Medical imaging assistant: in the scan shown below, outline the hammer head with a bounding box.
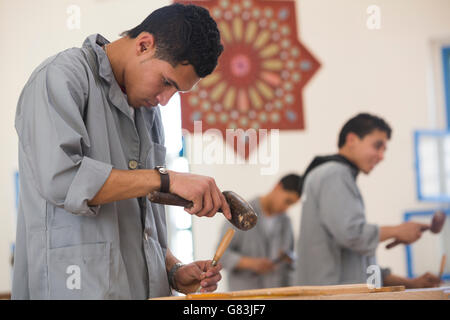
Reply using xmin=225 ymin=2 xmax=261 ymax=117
xmin=430 ymin=210 xmax=446 ymax=234
xmin=223 ymin=191 xmax=258 ymax=231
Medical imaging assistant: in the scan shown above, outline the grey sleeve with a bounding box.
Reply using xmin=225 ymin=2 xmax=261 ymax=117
xmin=15 ymin=62 xmax=112 ymax=216
xmin=285 ymin=220 xmax=296 ymax=285
xmin=318 ymin=169 xmax=379 ymax=255
xmin=381 ymin=266 xmax=392 ymax=284
xmin=218 ymin=224 xmax=243 ymax=270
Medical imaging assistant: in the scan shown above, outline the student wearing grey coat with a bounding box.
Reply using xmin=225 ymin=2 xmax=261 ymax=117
xmin=295 ymin=113 xmax=441 ymax=288
xmin=219 ymin=174 xmax=302 ymax=291
xmin=12 ymin=4 xmax=230 ymax=300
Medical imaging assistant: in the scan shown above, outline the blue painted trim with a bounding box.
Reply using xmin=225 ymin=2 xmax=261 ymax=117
xmin=404 ymin=213 xmax=414 ymax=278
xmin=179 ymin=135 xmax=185 ymax=158
xmin=442 ymin=47 xmax=450 ymax=129
xmin=413 ymin=131 xmax=422 ymax=202
xmin=404 ymin=209 xmax=450 ymax=279
xmin=414 ymin=129 xmax=450 ymax=201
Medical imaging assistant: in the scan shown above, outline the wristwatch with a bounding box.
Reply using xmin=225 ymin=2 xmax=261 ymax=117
xmin=155 ymin=166 xmax=170 ymax=193
xmin=168 ymin=262 xmax=184 ymax=291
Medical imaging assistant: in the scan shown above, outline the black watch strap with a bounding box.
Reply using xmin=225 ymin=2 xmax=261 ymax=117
xmin=168 ymin=262 xmax=183 ymax=291
xmin=155 ymin=166 xmax=170 ymax=193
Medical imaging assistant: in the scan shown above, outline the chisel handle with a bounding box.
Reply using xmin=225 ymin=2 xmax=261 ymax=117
xmin=195 ymin=228 xmax=235 ymax=293
xmin=212 ymin=228 xmax=235 ymax=265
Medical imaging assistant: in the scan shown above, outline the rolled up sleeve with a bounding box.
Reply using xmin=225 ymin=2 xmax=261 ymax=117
xmin=15 ymin=61 xmax=112 ymax=216
xmin=318 ymin=169 xmax=379 ymax=256
xmin=65 ymin=156 xmax=112 ymax=216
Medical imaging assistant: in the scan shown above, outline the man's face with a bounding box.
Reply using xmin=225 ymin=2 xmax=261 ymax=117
xmin=348 ymin=129 xmax=389 ymax=174
xmin=124 ymin=33 xmax=200 ymax=108
xmin=270 ymin=185 xmax=300 ymax=214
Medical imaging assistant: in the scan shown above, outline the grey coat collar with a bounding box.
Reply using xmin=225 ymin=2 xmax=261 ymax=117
xmin=82 ymin=34 xmax=134 ymax=121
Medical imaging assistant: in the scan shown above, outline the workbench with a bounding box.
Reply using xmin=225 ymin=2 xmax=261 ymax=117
xmin=151 ymin=284 xmax=450 ymax=300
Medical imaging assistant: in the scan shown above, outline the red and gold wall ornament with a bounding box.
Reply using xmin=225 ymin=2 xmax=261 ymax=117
xmin=178 ymin=0 xmax=320 ymax=158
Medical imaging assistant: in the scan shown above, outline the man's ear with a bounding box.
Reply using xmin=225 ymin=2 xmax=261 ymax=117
xmin=346 ymin=132 xmax=359 ymax=147
xmin=135 ymin=32 xmax=156 ymax=56
xmin=273 ymin=183 xmax=284 ymax=192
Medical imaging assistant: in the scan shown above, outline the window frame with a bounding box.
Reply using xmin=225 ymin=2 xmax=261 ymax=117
xmin=403 ymin=209 xmax=450 ymax=281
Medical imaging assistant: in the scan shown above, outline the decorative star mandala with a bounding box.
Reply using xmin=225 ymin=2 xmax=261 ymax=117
xmin=177 ymin=0 xmax=320 ymax=159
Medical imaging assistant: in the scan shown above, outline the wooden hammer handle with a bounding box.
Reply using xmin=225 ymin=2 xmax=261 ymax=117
xmin=386 ymin=225 xmax=431 ymax=249
xmin=148 ymin=191 xmax=194 ymax=209
xmin=385 ymin=240 xmax=401 ymax=249
xmin=148 ymin=191 xmax=226 ymax=212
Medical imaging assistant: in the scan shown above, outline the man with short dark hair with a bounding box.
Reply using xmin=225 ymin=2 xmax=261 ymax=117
xmin=13 ymin=4 xmax=230 ymax=299
xmin=219 ymin=174 xmax=302 ymax=291
xmin=295 ymin=113 xmax=441 ymax=288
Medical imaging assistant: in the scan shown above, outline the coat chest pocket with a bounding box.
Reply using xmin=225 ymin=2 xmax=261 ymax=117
xmin=48 ymin=242 xmax=110 ymax=299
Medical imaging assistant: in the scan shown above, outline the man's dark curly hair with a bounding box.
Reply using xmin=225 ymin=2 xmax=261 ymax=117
xmin=280 ymin=174 xmax=303 ymax=197
xmin=121 ymin=3 xmax=223 ymax=78
xmin=338 ymin=113 xmax=392 ymax=148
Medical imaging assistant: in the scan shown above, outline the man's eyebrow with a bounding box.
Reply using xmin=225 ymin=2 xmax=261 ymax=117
xmin=166 ymin=78 xmax=180 ymax=91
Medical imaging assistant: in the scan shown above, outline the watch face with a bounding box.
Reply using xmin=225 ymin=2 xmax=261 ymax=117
xmin=159 ymin=167 xmax=168 ymax=174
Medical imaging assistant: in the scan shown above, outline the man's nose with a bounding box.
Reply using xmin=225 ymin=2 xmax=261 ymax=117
xmin=378 ymin=150 xmax=385 ymax=162
xmin=157 ymin=88 xmax=178 ymax=106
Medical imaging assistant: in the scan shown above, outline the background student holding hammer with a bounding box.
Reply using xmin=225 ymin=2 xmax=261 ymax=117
xmin=218 ymin=174 xmax=302 ymax=291
xmin=295 ymin=113 xmax=442 ymax=288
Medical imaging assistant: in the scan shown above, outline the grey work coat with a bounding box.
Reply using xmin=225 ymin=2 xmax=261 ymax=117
xmin=13 ymin=34 xmax=170 ymax=299
xmin=295 ymin=161 xmax=387 ymax=286
xmin=219 ymin=198 xmax=295 ymax=291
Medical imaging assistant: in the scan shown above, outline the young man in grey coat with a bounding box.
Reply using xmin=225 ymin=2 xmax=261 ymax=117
xmin=13 ymin=4 xmax=231 ymax=299
xmin=295 ymin=113 xmax=441 ymax=288
xmin=219 ymin=174 xmax=302 ymax=291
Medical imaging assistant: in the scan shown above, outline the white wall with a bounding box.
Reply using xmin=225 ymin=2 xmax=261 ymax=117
xmin=1 ymin=0 xmax=450 ymax=294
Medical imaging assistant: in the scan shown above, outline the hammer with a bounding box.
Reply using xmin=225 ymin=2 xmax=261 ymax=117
xmin=386 ymin=210 xmax=446 ymax=249
xmin=272 ymin=250 xmax=296 ymax=265
xmin=148 ymin=190 xmax=258 ymax=231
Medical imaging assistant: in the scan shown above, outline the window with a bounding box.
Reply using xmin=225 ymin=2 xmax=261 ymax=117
xmin=414 ymin=130 xmax=450 ymax=201
xmin=160 ymin=93 xmax=194 ymax=264
xmin=403 ymin=209 xmax=450 ymax=281
xmin=414 ymin=46 xmax=450 ymax=201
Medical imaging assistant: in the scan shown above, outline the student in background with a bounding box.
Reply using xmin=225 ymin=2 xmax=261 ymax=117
xmin=219 ymin=174 xmax=302 ymax=291
xmin=295 ymin=113 xmax=441 ymax=288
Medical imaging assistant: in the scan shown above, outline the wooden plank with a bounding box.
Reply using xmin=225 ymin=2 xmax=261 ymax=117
xmin=151 ymin=295 xmax=186 ymax=300
xmin=185 ymin=284 xmax=366 ymax=300
xmin=0 ymin=292 xmax=11 ymax=300
xmin=150 ymin=286 xmax=450 ymax=300
xmin=150 ymin=284 xmax=405 ymax=300
xmin=280 ymin=290 xmax=447 ymax=300
xmin=187 ymin=284 xmax=404 ymax=300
